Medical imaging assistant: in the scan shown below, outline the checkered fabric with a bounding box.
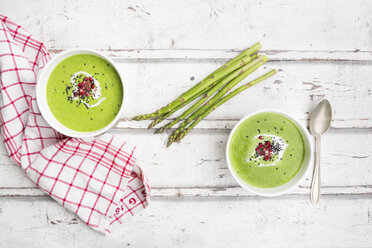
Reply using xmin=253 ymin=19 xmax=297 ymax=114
xmin=0 ymin=15 xmax=150 ymax=234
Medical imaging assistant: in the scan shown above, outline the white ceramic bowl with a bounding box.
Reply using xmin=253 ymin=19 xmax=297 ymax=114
xmin=36 ymin=48 xmax=125 ymax=138
xmin=226 ymin=109 xmax=313 ymax=197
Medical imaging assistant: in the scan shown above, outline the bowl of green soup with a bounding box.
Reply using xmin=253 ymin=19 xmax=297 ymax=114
xmin=37 ymin=48 xmax=124 ymax=137
xmin=226 ymin=110 xmax=313 ymax=196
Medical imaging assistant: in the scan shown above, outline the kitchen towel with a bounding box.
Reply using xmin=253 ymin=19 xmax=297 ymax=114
xmin=0 ymin=15 xmax=150 ymax=234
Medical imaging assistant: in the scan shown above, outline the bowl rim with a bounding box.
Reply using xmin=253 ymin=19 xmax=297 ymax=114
xmin=36 ymin=48 xmax=125 ymax=138
xmin=225 ymin=109 xmax=314 ymax=197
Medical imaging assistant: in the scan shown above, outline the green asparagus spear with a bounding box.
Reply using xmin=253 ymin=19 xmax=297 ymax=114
xmin=167 ymin=55 xmax=268 ymax=146
xmin=132 ymin=43 xmax=262 ymax=120
xmin=147 ymin=82 xmax=215 ymax=129
xmin=156 ymin=54 xmax=259 ymax=134
xmin=135 ymin=54 xmax=253 ymax=120
xmin=174 ymin=70 xmax=277 ymax=143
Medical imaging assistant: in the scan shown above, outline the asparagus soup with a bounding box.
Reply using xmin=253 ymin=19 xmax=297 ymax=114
xmin=228 ymin=112 xmax=305 ymax=188
xmin=46 ymin=54 xmax=123 ymax=132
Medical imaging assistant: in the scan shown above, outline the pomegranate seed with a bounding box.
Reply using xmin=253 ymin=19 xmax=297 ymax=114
xmin=85 ymin=92 xmax=90 ymax=96
xmin=255 ymin=147 xmax=259 ymax=151
xmin=84 ymin=77 xmax=88 ymax=81
xmin=259 ymin=136 xmax=263 ymax=140
xmin=263 ymin=147 xmax=267 ymax=151
xmin=89 ymin=77 xmax=93 ymax=81
xmin=258 ymin=143 xmax=262 ymax=148
xmin=264 ymin=156 xmax=270 ymax=161
xmin=73 ymin=92 xmax=78 ymax=97
xmin=78 ymin=83 xmax=82 ymax=87
xmin=91 ymin=83 xmax=95 ymax=89
xmin=265 ymin=141 xmax=271 ymax=146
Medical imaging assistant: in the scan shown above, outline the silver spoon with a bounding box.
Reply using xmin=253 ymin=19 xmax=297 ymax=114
xmin=309 ymin=99 xmax=332 ymax=205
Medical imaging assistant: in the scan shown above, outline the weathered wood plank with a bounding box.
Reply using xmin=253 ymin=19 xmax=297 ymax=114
xmin=52 ymin=49 xmax=372 ymax=62
xmin=114 ymin=119 xmax=372 ymax=130
xmin=2 ymin=0 xmax=372 ymax=52
xmin=0 ymin=197 xmax=371 ymax=247
xmin=1 ymin=129 xmax=371 ymax=196
xmin=1 ymin=185 xmax=372 ymax=198
xmin=111 ymin=61 xmax=372 ymax=128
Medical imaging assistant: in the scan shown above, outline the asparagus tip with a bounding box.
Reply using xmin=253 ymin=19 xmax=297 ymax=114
xmin=154 ymin=128 xmax=161 ymax=134
xmin=155 ymin=125 xmax=168 ymax=134
xmin=166 ymin=139 xmax=173 ymax=147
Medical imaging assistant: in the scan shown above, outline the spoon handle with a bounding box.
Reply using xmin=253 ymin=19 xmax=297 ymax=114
xmin=311 ymin=136 xmax=321 ymax=205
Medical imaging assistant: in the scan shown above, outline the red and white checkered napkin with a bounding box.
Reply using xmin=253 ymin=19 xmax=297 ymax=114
xmin=0 ymin=15 xmax=150 ymax=234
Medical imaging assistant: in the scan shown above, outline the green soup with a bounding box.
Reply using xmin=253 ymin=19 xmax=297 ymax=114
xmin=229 ymin=112 xmax=305 ymax=188
xmin=47 ymin=54 xmax=123 ymax=132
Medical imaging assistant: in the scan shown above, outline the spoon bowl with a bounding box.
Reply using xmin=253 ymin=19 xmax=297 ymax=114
xmin=309 ymin=99 xmax=332 ymax=137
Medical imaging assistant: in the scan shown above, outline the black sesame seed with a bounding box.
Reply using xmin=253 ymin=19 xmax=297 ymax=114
xmin=90 ymin=118 xmax=93 ymax=120
xmin=276 ymin=168 xmax=278 ymax=170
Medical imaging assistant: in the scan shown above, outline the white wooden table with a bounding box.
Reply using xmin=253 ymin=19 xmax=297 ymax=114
xmin=1 ymin=0 xmax=372 ymax=247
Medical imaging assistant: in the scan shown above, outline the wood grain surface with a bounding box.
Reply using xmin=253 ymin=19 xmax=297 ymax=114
xmin=0 ymin=0 xmax=371 ymax=247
